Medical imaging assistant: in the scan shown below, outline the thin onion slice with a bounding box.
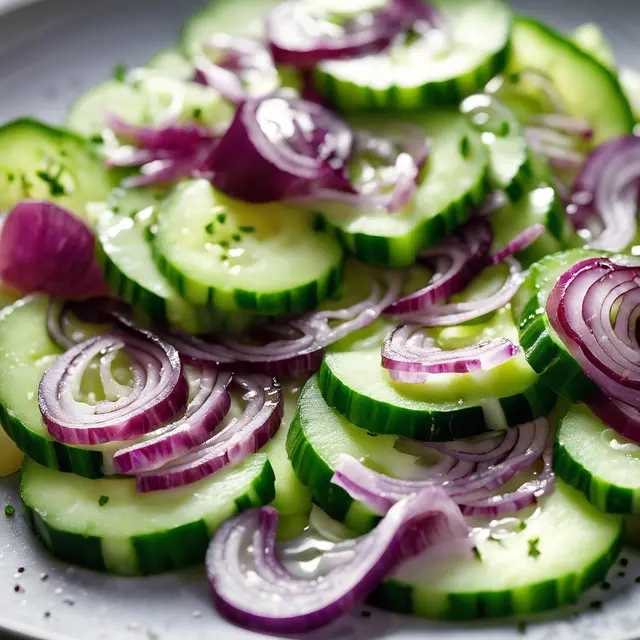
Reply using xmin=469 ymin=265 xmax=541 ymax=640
xmin=39 ymin=329 xmax=188 ymax=446
xmin=0 ymin=201 xmax=108 ymax=299
xmin=381 ymin=324 xmax=520 ymax=383
xmin=568 ymin=135 xmax=640 ymax=252
xmin=332 ymin=419 xmax=551 ymax=516
xmin=206 ymin=488 xmax=468 ymax=635
xmin=135 ymin=375 xmax=283 ymax=492
xmin=113 ymin=366 xmax=233 ymax=474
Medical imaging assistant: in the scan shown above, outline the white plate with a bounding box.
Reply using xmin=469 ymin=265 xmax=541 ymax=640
xmin=0 ymin=1 xmax=639 ymax=638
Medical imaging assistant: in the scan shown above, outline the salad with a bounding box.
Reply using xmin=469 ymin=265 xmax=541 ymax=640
xmin=1 ymin=0 xmax=640 ymax=635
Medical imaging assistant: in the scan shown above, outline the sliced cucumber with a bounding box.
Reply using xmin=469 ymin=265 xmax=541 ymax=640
xmin=153 ymin=179 xmax=344 ymax=315
xmin=0 ymin=119 xmax=114 ymax=218
xmin=621 ymin=68 xmax=640 ymax=122
xmin=555 ymin=404 xmax=640 ymax=515
xmin=513 ymin=248 xmax=604 ymax=402
xmin=319 ymin=306 xmax=555 ymax=441
xmin=146 ymin=47 xmax=194 ymax=81
xmin=96 ymin=191 xmax=251 ymax=334
xmin=461 ymin=95 xmax=532 ymax=201
xmin=491 ymin=183 xmax=573 ymax=266
xmin=313 ymin=0 xmax=511 ymax=111
xmin=181 ymin=0 xmax=278 ymax=58
xmin=318 ymin=110 xmax=489 ymax=267
xmin=509 ymin=18 xmax=634 ymax=144
xmin=571 ymin=23 xmax=616 ymax=69
xmin=21 ymin=454 xmax=274 ymax=575
xmin=371 ymin=481 xmax=622 ymax=620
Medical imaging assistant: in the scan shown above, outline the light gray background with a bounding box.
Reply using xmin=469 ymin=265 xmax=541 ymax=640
xmin=0 ymin=1 xmax=639 ymax=639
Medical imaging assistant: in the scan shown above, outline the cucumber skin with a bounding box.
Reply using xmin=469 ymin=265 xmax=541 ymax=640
xmin=553 ymin=441 xmax=637 ymax=514
xmin=22 ymin=459 xmax=276 ymax=576
xmin=368 ymin=527 xmax=622 ymax=620
xmin=317 ymin=358 xmax=557 ymax=441
xmin=502 ymin=151 xmax=533 ymax=203
xmin=152 ymin=243 xmax=344 ymax=316
xmin=313 ymin=42 xmax=510 ymax=112
xmin=315 ymin=170 xmax=491 ymax=268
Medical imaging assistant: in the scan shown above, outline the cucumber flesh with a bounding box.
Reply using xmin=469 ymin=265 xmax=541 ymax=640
xmin=513 ymin=248 xmax=604 ymax=402
xmin=371 ymin=481 xmax=622 ymax=620
xmin=0 ymin=119 xmax=114 ymax=218
xmin=319 ymin=110 xmax=489 ymax=267
xmin=490 ymin=183 xmax=572 ymax=266
xmin=313 ymin=0 xmax=511 ymax=111
xmin=153 ymin=179 xmax=344 ymax=315
xmin=555 ymin=404 xmax=640 ymax=515
xmin=509 ymin=18 xmax=634 ymax=144
xmin=20 ymin=453 xmax=275 ymax=576
xmin=320 ymin=269 xmax=555 ymax=439
xmin=146 ymin=47 xmax=194 ymax=82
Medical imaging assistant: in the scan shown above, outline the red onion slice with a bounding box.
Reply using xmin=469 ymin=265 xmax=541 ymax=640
xmin=205 ymin=96 xmax=354 ymax=203
xmin=394 ymin=257 xmax=524 ymax=327
xmin=332 ymin=419 xmax=551 ymax=516
xmin=194 ymin=34 xmax=279 ymax=104
xmin=164 ymin=270 xmax=403 ymax=377
xmin=586 ymin=392 xmax=640 ymax=444
xmin=206 ymin=488 xmax=468 ymax=634
xmin=267 ymin=0 xmax=435 ymax=68
xmin=0 ymin=201 xmax=109 ymax=299
xmin=113 ymin=366 xmax=233 ymax=474
xmin=568 ymin=135 xmax=640 ymax=252
xmin=381 ymin=324 xmax=520 ymax=383
xmin=491 ymin=224 xmax=545 ymax=264
xmin=135 ymin=375 xmax=283 ymax=492
xmin=39 ymin=329 xmax=188 ymax=446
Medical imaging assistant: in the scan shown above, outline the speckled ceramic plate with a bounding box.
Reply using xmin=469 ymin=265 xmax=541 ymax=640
xmin=1 ymin=0 xmax=640 ymax=638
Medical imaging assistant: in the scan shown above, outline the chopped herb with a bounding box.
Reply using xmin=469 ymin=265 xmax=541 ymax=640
xmin=192 ymin=107 xmax=203 ymax=121
xmin=508 ymin=72 xmax=521 ymax=84
xmin=472 ymin=546 xmax=482 ymax=562
xmin=60 ymin=150 xmax=69 ymax=158
xmin=239 ymin=225 xmax=255 ymax=233
xmin=111 ymin=205 xmax=120 ymax=214
xmin=517 ymin=520 xmax=527 ymax=531
xmin=366 ymin=431 xmax=378 ymax=437
xmin=219 ymin=240 xmax=230 ymax=249
xmin=113 ymin=63 xmax=127 ymax=82
xmin=4 ymin=504 xmax=15 ymax=517
xmin=20 ymin=174 xmax=32 ymax=195
xmin=205 ymin=222 xmax=215 ymax=235
xmin=36 ymin=167 xmax=66 ymax=196
xmin=231 ymin=234 xmax=242 ymax=242
xmin=7 ymin=172 xmax=15 ymax=183
xmin=17 ymin=567 xmax=24 ymax=574
xmin=617 ymin=571 xmax=626 ymax=578
xmin=98 ymin=495 xmax=110 ymax=507
xmin=498 ymin=120 xmax=511 ymax=137
xmin=459 ymin=135 xmax=471 ymax=158
xmin=216 ymin=213 xmax=227 ymax=224
xmin=40 ymin=573 xmax=49 ymax=582
xmin=517 ymin=621 xmax=527 ymax=634
xmin=90 ymin=134 xmax=104 ymax=145
xmin=620 ymin=558 xmax=629 ymax=567
xmin=44 ymin=612 xmax=51 ymax=619
xmin=588 ymin=601 xmax=602 ymax=611
xmin=221 ymin=254 xmax=229 ymax=262
xmin=487 ymin=534 xmax=504 ymax=546
xmin=635 ymin=576 xmax=640 ymax=584
xmin=601 ymin=581 xmax=611 ymax=590
xmin=154 ymin=193 xmax=164 ymax=201
xmin=527 ymin=537 xmax=541 ymax=558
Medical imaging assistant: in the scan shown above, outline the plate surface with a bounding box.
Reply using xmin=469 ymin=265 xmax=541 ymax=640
xmin=0 ymin=1 xmax=639 ymax=639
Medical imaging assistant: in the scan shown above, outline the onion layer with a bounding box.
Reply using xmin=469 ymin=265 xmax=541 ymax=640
xmin=39 ymin=329 xmax=188 ymax=446
xmin=206 ymin=488 xmax=468 ymax=634
xmin=0 ymin=201 xmax=108 ymax=299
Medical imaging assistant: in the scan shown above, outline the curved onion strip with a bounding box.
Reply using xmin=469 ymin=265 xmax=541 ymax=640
xmin=135 ymin=375 xmax=283 ymax=492
xmin=113 ymin=366 xmax=233 ymax=474
xmin=587 ymin=392 xmax=640 ymax=444
xmin=39 ymin=329 xmax=188 ymax=446
xmin=568 ymin=136 xmax=640 ymax=252
xmin=46 ymin=299 xmax=77 ymax=351
xmin=332 ymin=419 xmax=550 ymax=516
xmin=381 ymin=324 xmax=520 ymax=383
xmin=384 ymin=218 xmax=493 ymax=315
xmin=393 ymin=257 xmax=523 ymax=327
xmin=491 ymin=224 xmax=545 ymax=264
xmin=164 ymin=271 xmax=403 ymax=376
xmin=547 ymin=257 xmax=640 ymax=408
xmin=206 ymin=488 xmax=468 ymax=635
xmin=427 ymin=428 xmax=519 ymax=463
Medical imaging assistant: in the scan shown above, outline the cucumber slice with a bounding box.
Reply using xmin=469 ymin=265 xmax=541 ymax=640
xmin=461 ymin=95 xmax=532 ymax=201
xmin=621 ymin=68 xmax=640 ymax=122
xmin=96 ymin=190 xmax=252 ymax=334
xmin=319 ymin=266 xmax=555 ymax=440
xmin=571 ymin=23 xmax=616 ymax=69
xmin=318 ymin=110 xmax=489 ymax=267
xmin=313 ymin=0 xmax=511 ymax=111
xmin=182 ymin=0 xmax=278 ymax=58
xmin=153 ymin=179 xmax=344 ymax=315
xmin=370 ymin=481 xmax=623 ymax=620
xmin=491 ymin=183 xmax=573 ymax=266
xmin=555 ymin=404 xmax=640 ymax=515
xmin=20 ymin=454 xmax=274 ymax=575
xmin=0 ymin=119 xmax=114 ymax=218
xmin=146 ymin=47 xmax=194 ymax=81
xmin=513 ymin=248 xmax=604 ymax=402
xmin=509 ymin=18 xmax=634 ymax=144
